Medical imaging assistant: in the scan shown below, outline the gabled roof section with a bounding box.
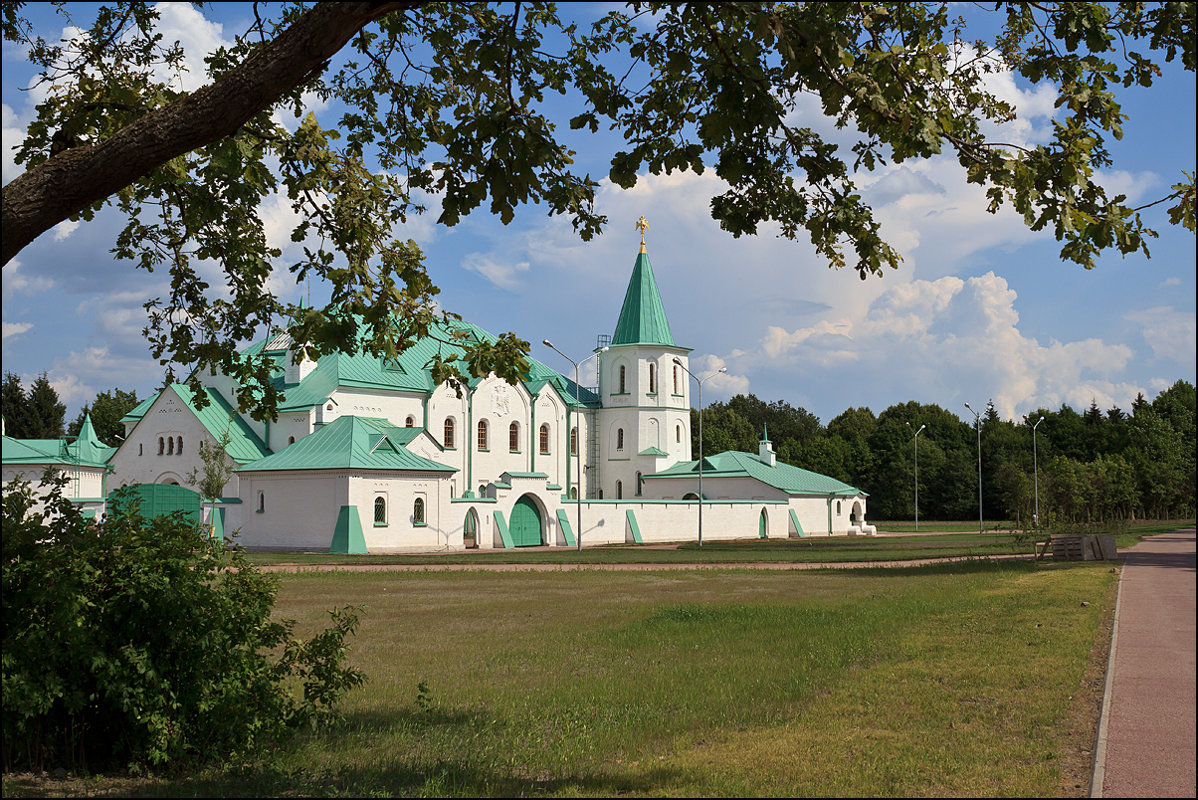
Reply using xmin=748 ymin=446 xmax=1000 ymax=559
xmin=167 ymin=384 xmax=271 ymax=464
xmin=644 ymin=450 xmax=864 ymax=496
xmin=612 ymin=251 xmax=675 ymax=346
xmin=1 ymin=417 xmax=115 ymax=469
xmin=247 ymin=316 xmax=601 ymax=411
xmin=238 ymin=416 xmax=455 ymax=473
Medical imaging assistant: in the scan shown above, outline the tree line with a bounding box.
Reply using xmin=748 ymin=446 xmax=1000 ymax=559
xmin=692 ymin=381 xmax=1196 ymax=524
xmin=2 ymin=372 xmax=139 ymax=445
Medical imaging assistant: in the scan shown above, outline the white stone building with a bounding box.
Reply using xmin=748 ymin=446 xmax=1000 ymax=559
xmin=5 ymin=232 xmax=872 ymax=551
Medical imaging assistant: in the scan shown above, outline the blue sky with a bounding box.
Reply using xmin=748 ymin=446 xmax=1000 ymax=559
xmin=3 ymin=3 xmax=1195 ymax=426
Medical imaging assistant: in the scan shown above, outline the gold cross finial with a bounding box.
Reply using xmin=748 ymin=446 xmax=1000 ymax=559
xmin=636 ymin=215 xmax=649 ymax=253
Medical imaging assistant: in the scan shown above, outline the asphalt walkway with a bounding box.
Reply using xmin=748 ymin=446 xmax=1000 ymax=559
xmin=1092 ymin=527 xmax=1196 ymax=798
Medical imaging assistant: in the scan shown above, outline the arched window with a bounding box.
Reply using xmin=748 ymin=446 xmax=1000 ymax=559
xmin=539 ymin=423 xmax=550 ymax=454
xmin=836 ymin=500 xmax=842 ymax=514
xmin=177 ymin=435 xmax=183 ymax=454
xmin=676 ymin=424 xmax=682 ymax=443
xmin=405 ymin=416 xmax=415 ymax=427
xmin=477 ymin=420 xmax=489 ymax=450
xmin=509 ymin=422 xmax=520 ymax=452
xmin=374 ymin=496 xmax=387 ymax=525
xmin=138 ymin=443 xmax=143 ymax=456
xmin=167 ymin=437 xmax=174 ymax=455
xmin=326 ymin=403 xmax=334 ymax=412
xmin=636 ymin=471 xmax=643 ymax=496
xmin=648 ymin=363 xmax=656 ymax=393
xmin=413 ymin=497 xmax=425 ymax=524
xmin=674 ymin=365 xmax=680 ymax=394
xmin=479 ymin=484 xmax=487 ymax=497
xmin=443 ymin=417 xmax=455 ymax=448
xmin=570 ymin=426 xmax=578 ymax=455
xmin=616 ymin=480 xmax=623 ymax=499
xmin=617 ymin=428 xmax=624 ymax=451
xmin=618 ymin=364 xmax=626 ymax=393
xmin=257 ymin=491 xmax=265 ymax=513
xmin=569 ymin=486 xmax=577 ymax=500
xmin=158 ymin=436 xmax=164 ymax=455
xmin=288 ymin=435 xmax=295 ymax=445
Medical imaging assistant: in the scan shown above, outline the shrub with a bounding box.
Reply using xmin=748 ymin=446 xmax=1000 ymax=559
xmin=2 ymin=473 xmax=365 ymax=773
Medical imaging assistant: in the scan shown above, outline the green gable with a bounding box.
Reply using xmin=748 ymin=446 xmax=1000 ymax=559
xmin=611 ymin=251 xmax=675 ymax=346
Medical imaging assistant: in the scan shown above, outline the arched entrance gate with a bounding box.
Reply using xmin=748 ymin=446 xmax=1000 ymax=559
xmin=508 ymin=494 xmax=543 ymax=547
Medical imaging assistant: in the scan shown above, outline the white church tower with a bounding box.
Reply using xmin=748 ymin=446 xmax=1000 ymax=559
xmin=596 ymin=217 xmax=693 ymax=499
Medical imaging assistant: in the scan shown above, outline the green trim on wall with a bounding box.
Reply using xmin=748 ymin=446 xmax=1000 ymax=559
xmin=625 ymin=508 xmax=643 ymax=544
xmin=493 ymin=510 xmax=515 ymax=549
xmin=331 ymin=505 xmax=367 ymax=554
xmin=212 ymin=506 xmax=225 ymax=540
xmin=555 ymin=508 xmax=577 ymax=547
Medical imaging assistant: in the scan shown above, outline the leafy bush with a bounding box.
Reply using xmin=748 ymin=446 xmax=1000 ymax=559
xmin=2 ymin=473 xmax=365 ymax=773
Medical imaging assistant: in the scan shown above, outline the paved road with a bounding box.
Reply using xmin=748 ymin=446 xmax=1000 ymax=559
xmin=1093 ymin=528 xmax=1196 ymax=798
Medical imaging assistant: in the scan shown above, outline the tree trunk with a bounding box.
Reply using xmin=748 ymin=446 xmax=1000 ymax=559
xmin=2 ymin=1 xmax=413 ymax=265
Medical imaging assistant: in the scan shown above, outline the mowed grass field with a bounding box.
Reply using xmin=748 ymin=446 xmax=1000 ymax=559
xmin=27 ymin=558 xmax=1118 ymax=797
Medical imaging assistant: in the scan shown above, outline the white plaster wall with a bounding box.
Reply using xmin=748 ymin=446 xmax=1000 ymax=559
xmin=332 ymin=388 xmax=425 ymax=429
xmin=234 ymin=471 xmax=348 ymax=550
xmin=108 ymin=386 xmax=241 ymax=496
xmin=271 ymin=411 xmax=313 ymax=452
xmin=467 ymin=377 xmax=533 ymax=490
xmin=350 ymin=471 xmax=458 ymax=552
xmin=3 ymin=464 xmax=107 ymax=512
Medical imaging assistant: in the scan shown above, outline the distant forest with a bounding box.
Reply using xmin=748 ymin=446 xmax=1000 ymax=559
xmin=692 ymin=380 xmax=1196 ymax=523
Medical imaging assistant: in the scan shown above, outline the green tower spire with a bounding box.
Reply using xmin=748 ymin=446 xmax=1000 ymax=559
xmin=611 ymin=250 xmax=675 ymax=346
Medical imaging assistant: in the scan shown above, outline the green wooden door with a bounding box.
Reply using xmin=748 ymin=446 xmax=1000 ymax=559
xmin=509 ymin=495 xmax=542 ymax=547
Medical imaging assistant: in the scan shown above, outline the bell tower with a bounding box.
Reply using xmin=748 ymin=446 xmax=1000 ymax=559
xmin=596 ymin=217 xmax=693 ymax=499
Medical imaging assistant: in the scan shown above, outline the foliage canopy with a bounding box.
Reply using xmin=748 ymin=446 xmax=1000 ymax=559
xmin=1 ymin=473 xmax=365 ymax=773
xmin=1 ymin=2 xmax=1194 ymax=419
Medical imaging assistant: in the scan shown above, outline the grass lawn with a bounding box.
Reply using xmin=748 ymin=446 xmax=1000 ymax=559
xmin=5 ymin=558 xmax=1121 ymax=797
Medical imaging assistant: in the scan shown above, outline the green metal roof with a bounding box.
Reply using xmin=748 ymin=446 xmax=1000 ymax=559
xmin=120 ymin=395 xmax=156 ymax=424
xmin=644 ymin=450 xmax=864 ymax=497
xmin=238 ymin=416 xmax=456 ymax=473
xmin=252 ymin=317 xmax=601 ymax=411
xmin=611 ymin=251 xmax=675 ymax=346
xmin=166 ymin=385 xmax=271 ymax=464
xmin=1 ymin=414 xmax=115 ymax=469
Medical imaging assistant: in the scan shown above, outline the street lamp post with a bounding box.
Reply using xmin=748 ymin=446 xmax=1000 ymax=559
xmin=673 ymin=358 xmax=725 ymax=547
xmin=905 ymin=421 xmax=926 ymax=532
xmin=543 ymin=339 xmax=608 ymax=551
xmin=1033 ymin=416 xmax=1044 ymax=527
xmin=964 ymin=403 xmax=982 ymax=536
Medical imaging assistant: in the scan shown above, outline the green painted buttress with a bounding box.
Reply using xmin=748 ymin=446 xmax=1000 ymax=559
xmin=509 ymin=495 xmax=542 ymax=547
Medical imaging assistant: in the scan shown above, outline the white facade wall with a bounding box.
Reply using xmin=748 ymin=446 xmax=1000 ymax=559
xmin=596 ymin=343 xmax=691 ymax=499
xmin=107 ymin=387 xmax=239 ymax=495
xmin=331 ymin=388 xmax=425 ymax=430
xmin=350 ymin=471 xmax=457 ymax=552
xmin=270 ymin=411 xmax=314 ymax=452
xmin=234 ymin=471 xmax=348 ymax=550
xmin=2 ymin=464 xmax=108 ymax=516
